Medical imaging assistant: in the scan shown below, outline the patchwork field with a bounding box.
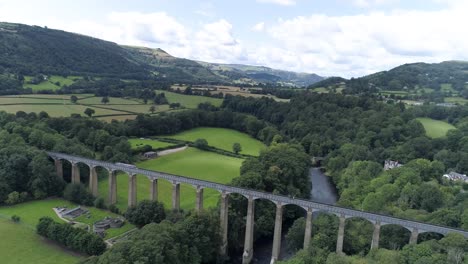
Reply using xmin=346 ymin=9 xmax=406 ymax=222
xmin=97 ymin=147 xmax=243 ymax=211
xmin=416 ymin=117 xmax=455 ymax=138
xmin=0 ymin=218 xmax=80 ymax=264
xmin=0 ymin=92 xmax=224 ymax=121
xmin=166 ymin=127 xmax=265 ymax=156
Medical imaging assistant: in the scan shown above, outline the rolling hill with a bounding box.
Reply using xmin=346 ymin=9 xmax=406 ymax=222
xmin=0 ymin=22 xmax=323 ymax=87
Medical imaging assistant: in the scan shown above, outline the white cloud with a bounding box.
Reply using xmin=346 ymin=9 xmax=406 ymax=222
xmin=253 ymin=1 xmax=468 ymax=77
xmin=252 ymin=22 xmax=265 ymax=32
xmin=256 ymin=0 xmax=296 ymax=6
xmin=352 ymin=0 xmax=397 ymax=8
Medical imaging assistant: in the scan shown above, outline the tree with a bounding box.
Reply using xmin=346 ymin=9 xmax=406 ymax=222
xmin=149 ymin=105 xmax=156 ymax=114
xmin=193 ymin=138 xmax=209 ymax=150
xmin=101 ymin=96 xmax=109 ymax=104
xmin=84 ymin=108 xmax=95 ymax=117
xmin=233 ymin=142 xmax=242 ymax=154
xmin=63 ymin=184 xmax=94 ymax=205
xmin=125 ymin=200 xmax=166 ymax=227
xmin=70 ymin=95 xmax=78 ymax=103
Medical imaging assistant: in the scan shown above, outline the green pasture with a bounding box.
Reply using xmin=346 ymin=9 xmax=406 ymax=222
xmin=166 ymin=127 xmax=265 ymax=156
xmin=445 ymin=97 xmax=468 ymax=105
xmin=416 ymin=117 xmax=455 ymax=138
xmin=129 ymin=138 xmax=175 ymax=150
xmin=0 ymin=198 xmax=134 ymax=239
xmin=0 ymin=218 xmax=80 ymax=264
xmin=0 ymin=104 xmax=127 ymax=117
xmin=78 ymin=96 xmax=141 ymax=105
xmin=97 ymin=147 xmax=243 ymax=211
xmin=156 ymin=90 xmax=223 ymax=108
xmin=97 ymin=104 xmax=170 ymax=114
xmin=23 ymin=75 xmax=81 ymax=91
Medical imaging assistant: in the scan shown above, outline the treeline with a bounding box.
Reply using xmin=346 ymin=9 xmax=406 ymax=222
xmin=83 ymin=211 xmax=221 ymax=264
xmin=37 ymin=217 xmax=106 ymax=256
xmin=282 ymin=232 xmax=468 ymax=264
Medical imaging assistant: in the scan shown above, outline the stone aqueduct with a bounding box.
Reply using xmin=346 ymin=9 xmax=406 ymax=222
xmin=48 ymin=152 xmax=468 ymax=264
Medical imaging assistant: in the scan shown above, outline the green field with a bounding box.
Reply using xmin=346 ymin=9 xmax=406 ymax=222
xmin=166 ymin=127 xmax=265 ymax=156
xmin=416 ymin=118 xmax=455 ymax=138
xmin=0 ymin=93 xmax=211 ymax=121
xmin=129 ymin=138 xmax=175 ymax=150
xmin=0 ymin=218 xmax=80 ymax=264
xmin=0 ymin=104 xmax=128 ymax=117
xmin=97 ymin=147 xmax=243 ymax=211
xmin=24 ymin=75 xmax=81 ymax=91
xmin=156 ymin=90 xmax=223 ymax=108
xmin=445 ymin=97 xmax=468 ymax=105
xmin=0 ymin=198 xmax=134 ymax=239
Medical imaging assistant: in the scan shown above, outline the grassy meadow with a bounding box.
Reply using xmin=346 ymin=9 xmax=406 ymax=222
xmin=129 ymin=138 xmax=175 ymax=150
xmin=0 ymin=198 xmax=134 ymax=239
xmin=166 ymin=127 xmax=265 ymax=156
xmin=416 ymin=117 xmax=455 ymax=138
xmin=23 ymin=75 xmax=81 ymax=91
xmin=156 ymin=90 xmax=223 ymax=108
xmin=0 ymin=218 xmax=81 ymax=264
xmin=97 ymin=147 xmax=243 ymax=211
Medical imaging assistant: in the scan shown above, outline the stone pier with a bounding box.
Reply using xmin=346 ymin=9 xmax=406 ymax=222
xmin=409 ymin=228 xmax=419 ymax=244
xmin=195 ymin=186 xmax=204 ymax=212
xmin=71 ymin=162 xmax=80 ymax=184
xmin=150 ymin=179 xmax=158 ymax=201
xmin=128 ymin=173 xmax=137 ymax=207
xmin=108 ymin=170 xmax=117 ymax=205
xmin=242 ymin=197 xmax=255 ymax=264
xmin=336 ymin=214 xmax=346 ymax=254
xmin=371 ymin=221 xmax=381 ymax=250
xmin=172 ymin=182 xmax=180 ymax=211
xmin=271 ymin=203 xmax=283 ymax=264
xmin=89 ymin=166 xmax=98 ymax=196
xmin=54 ymin=159 xmax=63 ymax=179
xmin=219 ymin=192 xmax=229 ymax=256
xmin=303 ymin=208 xmax=313 ymax=249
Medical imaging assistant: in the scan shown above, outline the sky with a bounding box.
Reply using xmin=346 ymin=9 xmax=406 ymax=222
xmin=1 ymin=0 xmax=467 ymax=77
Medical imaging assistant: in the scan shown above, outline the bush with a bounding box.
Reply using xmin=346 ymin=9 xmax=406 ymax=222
xmin=63 ymin=184 xmax=94 ymax=206
xmin=193 ymin=138 xmax=209 ymax=150
xmin=36 ymin=217 xmax=106 ymax=256
xmin=11 ymin=215 xmax=20 ymax=223
xmin=108 ymin=204 xmax=120 ymax=214
xmin=5 ymin=191 xmax=21 ymax=205
xmin=94 ymin=197 xmax=106 ymax=209
xmin=125 ymin=200 xmax=166 ymax=227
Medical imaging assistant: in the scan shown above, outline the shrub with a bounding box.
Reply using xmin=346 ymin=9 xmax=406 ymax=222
xmin=63 ymin=184 xmax=94 ymax=206
xmin=11 ymin=215 xmax=20 ymax=223
xmin=108 ymin=204 xmax=120 ymax=214
xmin=94 ymin=197 xmax=106 ymax=209
xmin=193 ymin=138 xmax=209 ymax=150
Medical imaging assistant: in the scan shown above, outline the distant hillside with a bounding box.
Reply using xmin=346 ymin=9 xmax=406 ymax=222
xmin=0 ymin=22 xmax=324 ymax=87
xmin=308 ymin=77 xmax=347 ymax=89
xmin=0 ymin=22 xmax=147 ymax=79
xmin=199 ymin=62 xmax=324 ymax=87
xmin=348 ymin=61 xmax=468 ymax=94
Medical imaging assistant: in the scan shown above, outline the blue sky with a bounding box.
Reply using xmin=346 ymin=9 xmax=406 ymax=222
xmin=0 ymin=0 xmax=467 ymax=77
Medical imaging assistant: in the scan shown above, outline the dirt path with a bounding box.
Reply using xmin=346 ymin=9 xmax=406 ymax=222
xmin=157 ymin=145 xmax=188 ymax=156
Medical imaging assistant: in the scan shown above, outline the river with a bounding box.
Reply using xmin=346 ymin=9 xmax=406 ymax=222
xmin=250 ymin=167 xmax=339 ymax=263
